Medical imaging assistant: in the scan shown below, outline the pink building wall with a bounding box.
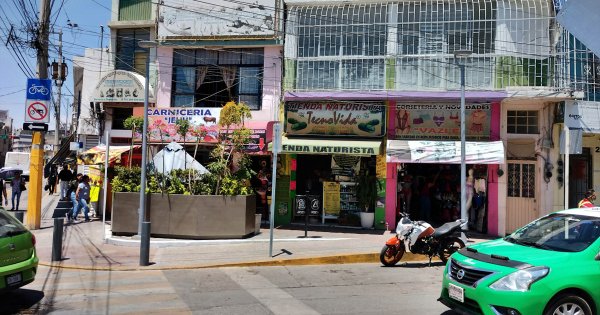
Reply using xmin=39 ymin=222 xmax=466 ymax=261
xmin=156 ymin=47 xmax=173 ymax=108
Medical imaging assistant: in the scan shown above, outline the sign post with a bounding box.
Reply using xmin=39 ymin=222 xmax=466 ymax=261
xmin=24 ymin=78 xmax=51 ymax=230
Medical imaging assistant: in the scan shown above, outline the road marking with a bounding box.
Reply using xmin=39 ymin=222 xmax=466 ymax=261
xmin=222 ymin=267 xmax=320 ymax=315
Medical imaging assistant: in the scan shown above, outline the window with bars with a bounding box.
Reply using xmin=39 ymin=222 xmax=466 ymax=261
xmin=507 ymin=163 xmax=535 ymax=198
xmin=507 ymin=110 xmax=539 ymax=134
xmin=171 ymin=48 xmax=264 ymax=109
xmin=287 ymin=0 xmax=563 ymax=92
xmin=115 ymin=28 xmax=150 ymax=75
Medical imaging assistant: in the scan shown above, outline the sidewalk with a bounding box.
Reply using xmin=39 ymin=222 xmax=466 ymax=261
xmin=31 ymin=194 xmax=497 ymax=271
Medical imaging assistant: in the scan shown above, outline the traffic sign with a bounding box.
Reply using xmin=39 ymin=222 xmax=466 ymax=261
xmin=25 ymin=100 xmax=50 ymax=123
xmin=26 ymin=78 xmax=52 ymax=101
xmin=23 ymin=122 xmax=49 ymax=132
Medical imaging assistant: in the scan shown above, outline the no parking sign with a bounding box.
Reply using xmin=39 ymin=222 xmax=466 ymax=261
xmin=24 ymin=78 xmax=51 ymax=124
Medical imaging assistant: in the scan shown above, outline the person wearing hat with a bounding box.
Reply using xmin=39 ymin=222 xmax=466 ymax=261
xmin=578 ymin=189 xmax=596 ymax=208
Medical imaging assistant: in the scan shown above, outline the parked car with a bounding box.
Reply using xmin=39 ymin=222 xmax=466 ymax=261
xmin=439 ymin=208 xmax=600 ymax=315
xmin=0 ymin=209 xmax=38 ymax=293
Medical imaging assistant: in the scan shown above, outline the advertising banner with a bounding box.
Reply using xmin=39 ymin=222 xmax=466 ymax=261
xmin=395 ymin=103 xmax=491 ymax=140
xmin=133 ymin=107 xmax=221 ymax=143
xmin=285 ymin=101 xmax=385 ymax=137
xmin=158 ymin=0 xmax=278 ymax=38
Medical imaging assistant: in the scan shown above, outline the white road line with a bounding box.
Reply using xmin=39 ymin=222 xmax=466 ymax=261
xmin=222 ymin=267 xmax=320 ymax=315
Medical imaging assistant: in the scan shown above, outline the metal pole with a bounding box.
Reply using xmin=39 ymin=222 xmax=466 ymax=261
xmin=140 ymin=221 xmax=151 ymax=266
xmin=564 ymin=124 xmax=569 ymax=209
xmin=102 ymin=130 xmax=109 ymax=241
xmin=54 ymin=30 xmax=62 ymax=154
xmin=268 ymin=123 xmax=280 ymax=257
xmin=52 ymin=218 xmax=63 ymax=261
xmin=459 ymin=63 xmax=467 ymax=224
xmin=138 ymin=53 xmax=150 ymax=236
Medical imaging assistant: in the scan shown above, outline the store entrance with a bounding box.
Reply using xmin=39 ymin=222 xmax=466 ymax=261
xmin=397 ymin=164 xmax=488 ymax=232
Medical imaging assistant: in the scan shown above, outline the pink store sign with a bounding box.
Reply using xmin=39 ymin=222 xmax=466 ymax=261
xmin=394 ymin=103 xmax=491 ymax=140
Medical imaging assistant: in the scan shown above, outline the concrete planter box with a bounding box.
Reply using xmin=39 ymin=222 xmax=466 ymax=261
xmin=112 ymin=192 xmax=256 ymax=239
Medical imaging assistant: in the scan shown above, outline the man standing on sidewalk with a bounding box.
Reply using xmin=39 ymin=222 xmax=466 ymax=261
xmin=58 ymin=165 xmax=73 ymax=201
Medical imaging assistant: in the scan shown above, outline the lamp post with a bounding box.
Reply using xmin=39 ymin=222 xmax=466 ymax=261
xmin=137 ymin=40 xmax=158 ymax=266
xmin=454 ymin=50 xmax=472 ymax=225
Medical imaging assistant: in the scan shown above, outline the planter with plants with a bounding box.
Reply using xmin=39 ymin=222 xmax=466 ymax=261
xmin=355 ymin=169 xmax=379 ymax=228
xmin=111 ymin=101 xmax=258 ymax=239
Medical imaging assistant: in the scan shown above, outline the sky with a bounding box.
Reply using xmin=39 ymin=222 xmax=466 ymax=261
xmin=0 ymin=0 xmax=112 ymax=131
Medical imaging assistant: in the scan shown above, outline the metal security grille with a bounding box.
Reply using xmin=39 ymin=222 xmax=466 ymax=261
xmin=507 ymin=163 xmax=535 ymax=198
xmin=285 ymin=0 xmax=574 ymax=92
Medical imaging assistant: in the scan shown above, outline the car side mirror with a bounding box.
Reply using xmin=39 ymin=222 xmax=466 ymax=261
xmin=596 ymin=251 xmax=600 ymax=261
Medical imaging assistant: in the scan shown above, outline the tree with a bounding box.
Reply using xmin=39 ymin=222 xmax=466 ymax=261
xmin=123 ymin=116 xmax=143 ymax=167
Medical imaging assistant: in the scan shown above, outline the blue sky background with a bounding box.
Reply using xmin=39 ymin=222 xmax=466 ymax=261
xmin=0 ymin=0 xmax=111 ymax=131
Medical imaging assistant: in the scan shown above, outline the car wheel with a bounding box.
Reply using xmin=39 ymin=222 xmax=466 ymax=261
xmin=544 ymin=294 xmax=592 ymax=315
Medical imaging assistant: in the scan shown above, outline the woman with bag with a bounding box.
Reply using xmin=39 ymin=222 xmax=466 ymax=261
xmin=10 ymin=173 xmax=25 ymax=210
xmin=75 ymin=175 xmax=91 ymax=222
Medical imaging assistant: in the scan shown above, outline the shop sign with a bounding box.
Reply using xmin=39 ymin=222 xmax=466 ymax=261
xmin=323 ymin=182 xmax=341 ymax=216
xmin=282 ymin=144 xmax=377 ymax=155
xmin=564 ymin=100 xmax=600 ymax=134
xmin=133 ymin=107 xmax=221 ymax=143
xmin=222 ymin=128 xmax=267 ymax=153
xmin=395 ymin=104 xmax=491 ymax=140
xmin=284 ymin=101 xmax=385 ymax=137
xmin=93 ymin=70 xmax=148 ymax=103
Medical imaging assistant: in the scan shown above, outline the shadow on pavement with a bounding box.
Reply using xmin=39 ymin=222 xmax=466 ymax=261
xmin=0 ymin=289 xmax=45 ymax=314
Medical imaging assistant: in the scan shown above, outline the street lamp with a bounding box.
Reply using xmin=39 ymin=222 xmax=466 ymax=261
xmin=453 ymin=50 xmax=472 ymax=225
xmin=137 ymin=40 xmax=159 ymax=266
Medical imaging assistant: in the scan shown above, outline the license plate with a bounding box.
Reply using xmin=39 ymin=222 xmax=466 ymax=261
xmin=448 ymin=283 xmax=464 ymax=303
xmin=6 ymin=273 xmax=22 ymax=286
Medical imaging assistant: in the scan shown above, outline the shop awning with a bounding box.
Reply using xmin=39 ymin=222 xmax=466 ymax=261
xmin=78 ymin=145 xmax=140 ymax=165
xmin=274 ymin=137 xmax=382 ymax=156
xmin=387 ymin=140 xmax=505 ymax=164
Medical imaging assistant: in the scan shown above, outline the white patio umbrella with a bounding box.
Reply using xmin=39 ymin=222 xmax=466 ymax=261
xmin=150 ymin=142 xmax=209 ymax=175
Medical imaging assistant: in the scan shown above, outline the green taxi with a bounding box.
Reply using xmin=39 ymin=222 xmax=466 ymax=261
xmin=439 ymin=208 xmax=600 ymax=315
xmin=0 ymin=208 xmax=38 ymax=293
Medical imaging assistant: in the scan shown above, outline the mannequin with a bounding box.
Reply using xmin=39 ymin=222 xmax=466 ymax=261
xmin=466 ymin=168 xmax=475 ymax=225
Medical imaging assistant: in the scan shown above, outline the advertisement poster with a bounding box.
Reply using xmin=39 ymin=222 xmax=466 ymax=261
xmin=395 ymin=104 xmax=491 ymax=140
xmin=285 ymin=101 xmax=385 ymax=137
xmin=323 ymin=181 xmax=341 ymax=216
xmin=376 ymin=154 xmax=387 ymax=179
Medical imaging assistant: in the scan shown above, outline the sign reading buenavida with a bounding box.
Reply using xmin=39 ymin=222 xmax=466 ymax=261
xmin=285 ymin=101 xmax=386 ymax=137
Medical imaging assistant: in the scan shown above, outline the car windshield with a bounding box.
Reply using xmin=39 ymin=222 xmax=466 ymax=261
xmin=0 ymin=211 xmax=28 ymax=238
xmin=505 ymin=213 xmax=600 ymax=252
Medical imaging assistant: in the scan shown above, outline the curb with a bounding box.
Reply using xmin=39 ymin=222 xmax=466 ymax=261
xmin=37 ymin=252 xmax=440 ymax=271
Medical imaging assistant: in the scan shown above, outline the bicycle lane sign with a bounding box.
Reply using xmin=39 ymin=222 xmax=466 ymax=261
xmin=26 ymin=78 xmax=52 ymax=101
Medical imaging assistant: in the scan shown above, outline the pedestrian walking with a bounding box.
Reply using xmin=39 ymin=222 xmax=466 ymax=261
xmin=58 ymin=165 xmax=73 ymax=200
xmin=0 ymin=178 xmax=8 ymax=209
xmin=48 ymin=165 xmax=58 ymax=195
xmin=68 ymin=173 xmax=82 ymax=222
xmin=75 ymin=175 xmax=91 ymax=222
xmin=10 ymin=173 xmax=25 ymax=210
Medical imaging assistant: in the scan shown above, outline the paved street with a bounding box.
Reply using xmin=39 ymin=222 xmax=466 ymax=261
xmin=2 ymin=263 xmax=455 ymax=315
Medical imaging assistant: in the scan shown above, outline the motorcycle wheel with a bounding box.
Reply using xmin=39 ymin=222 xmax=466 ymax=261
xmin=380 ymin=244 xmax=405 ymax=267
xmin=438 ymin=237 xmax=465 ymax=264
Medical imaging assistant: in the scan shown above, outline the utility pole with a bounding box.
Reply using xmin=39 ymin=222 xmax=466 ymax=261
xmin=36 ymin=0 xmax=50 ymax=79
xmin=52 ymin=30 xmax=63 ymax=153
xmin=27 ymin=0 xmax=51 ymax=230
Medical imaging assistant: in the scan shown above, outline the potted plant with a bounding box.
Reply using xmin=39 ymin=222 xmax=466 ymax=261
xmin=355 ymin=169 xmax=379 ymax=228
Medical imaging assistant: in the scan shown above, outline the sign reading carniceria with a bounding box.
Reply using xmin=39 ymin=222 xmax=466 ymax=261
xmin=92 ymin=70 xmax=150 ymax=103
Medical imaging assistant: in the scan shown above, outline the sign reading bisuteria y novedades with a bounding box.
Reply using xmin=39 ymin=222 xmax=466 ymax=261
xmin=395 ymin=103 xmax=491 ymax=140
xmin=284 ymin=101 xmax=386 ymax=137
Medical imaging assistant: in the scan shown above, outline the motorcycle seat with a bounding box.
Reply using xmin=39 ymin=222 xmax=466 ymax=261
xmin=433 ymin=220 xmax=462 ymax=238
